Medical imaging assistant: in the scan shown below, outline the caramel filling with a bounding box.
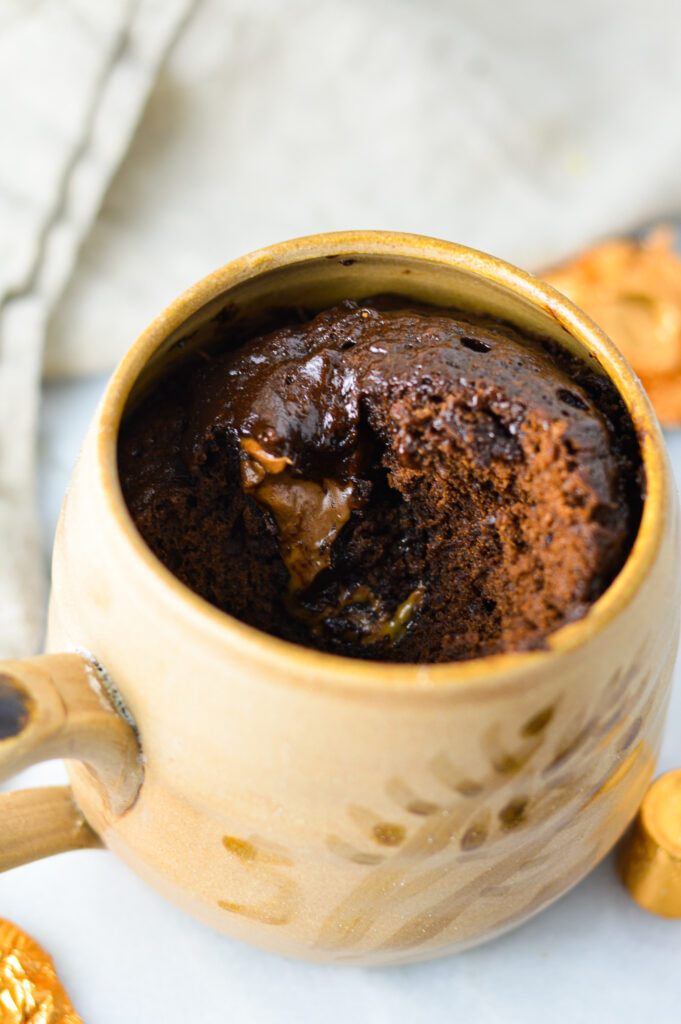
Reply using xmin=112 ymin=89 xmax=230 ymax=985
xmin=292 ymin=583 xmax=425 ymax=647
xmin=361 ymin=586 xmax=425 ymax=645
xmin=240 ymin=437 xmax=423 ymax=646
xmin=240 ymin=437 xmax=359 ymax=592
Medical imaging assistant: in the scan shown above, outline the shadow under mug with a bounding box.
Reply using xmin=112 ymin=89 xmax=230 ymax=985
xmin=0 ymin=232 xmax=679 ymax=966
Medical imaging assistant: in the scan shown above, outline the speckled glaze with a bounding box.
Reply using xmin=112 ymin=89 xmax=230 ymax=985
xmin=46 ymin=232 xmax=680 ymax=964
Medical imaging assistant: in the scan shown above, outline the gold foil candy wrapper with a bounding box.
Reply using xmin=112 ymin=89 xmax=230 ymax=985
xmin=0 ymin=919 xmax=83 ymax=1024
xmin=617 ymin=768 xmax=681 ymax=917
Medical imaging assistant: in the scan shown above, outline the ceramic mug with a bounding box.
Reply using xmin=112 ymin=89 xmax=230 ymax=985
xmin=0 ymin=232 xmax=678 ymax=966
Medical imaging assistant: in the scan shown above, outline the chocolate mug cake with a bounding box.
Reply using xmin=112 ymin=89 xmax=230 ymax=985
xmin=3 ymin=233 xmax=674 ymax=965
xmin=118 ymin=297 xmax=641 ymax=663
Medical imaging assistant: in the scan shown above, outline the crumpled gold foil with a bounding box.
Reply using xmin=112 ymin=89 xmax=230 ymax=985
xmin=542 ymin=226 xmax=681 ymax=426
xmin=0 ymin=919 xmax=82 ymax=1024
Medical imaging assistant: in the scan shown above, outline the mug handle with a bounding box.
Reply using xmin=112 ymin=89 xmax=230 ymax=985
xmin=0 ymin=653 xmax=142 ymax=872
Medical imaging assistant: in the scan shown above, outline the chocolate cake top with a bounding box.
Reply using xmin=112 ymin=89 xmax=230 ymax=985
xmin=119 ymin=299 xmax=642 ymax=663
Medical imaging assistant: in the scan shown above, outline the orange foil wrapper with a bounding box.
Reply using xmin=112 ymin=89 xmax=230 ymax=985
xmin=0 ymin=919 xmax=83 ymax=1024
xmin=543 ymin=227 xmax=681 ymax=427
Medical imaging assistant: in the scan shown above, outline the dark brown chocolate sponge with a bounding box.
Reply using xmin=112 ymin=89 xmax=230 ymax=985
xmin=118 ymin=299 xmax=642 ymax=663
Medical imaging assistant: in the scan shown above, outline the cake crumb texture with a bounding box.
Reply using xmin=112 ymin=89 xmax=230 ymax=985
xmin=119 ymin=299 xmax=642 ymax=663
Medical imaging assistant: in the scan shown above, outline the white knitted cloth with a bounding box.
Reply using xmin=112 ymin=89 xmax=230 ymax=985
xmin=0 ymin=0 xmax=191 ymax=656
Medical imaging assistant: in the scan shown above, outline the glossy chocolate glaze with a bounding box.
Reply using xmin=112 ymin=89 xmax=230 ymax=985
xmin=119 ymin=299 xmax=642 ymax=662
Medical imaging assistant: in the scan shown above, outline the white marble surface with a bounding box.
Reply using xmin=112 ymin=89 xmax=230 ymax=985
xmin=1 ymin=375 xmax=679 ymax=1022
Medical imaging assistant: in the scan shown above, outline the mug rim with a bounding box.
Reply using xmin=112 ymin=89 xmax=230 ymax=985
xmin=94 ymin=230 xmax=669 ymax=694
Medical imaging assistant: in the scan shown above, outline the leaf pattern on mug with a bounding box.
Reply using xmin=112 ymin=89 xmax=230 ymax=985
xmin=217 ymin=834 xmax=300 ymax=926
xmin=316 ymin=633 xmax=675 ymax=956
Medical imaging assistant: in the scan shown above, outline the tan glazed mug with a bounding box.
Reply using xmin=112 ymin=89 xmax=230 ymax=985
xmin=0 ymin=232 xmax=679 ymax=966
